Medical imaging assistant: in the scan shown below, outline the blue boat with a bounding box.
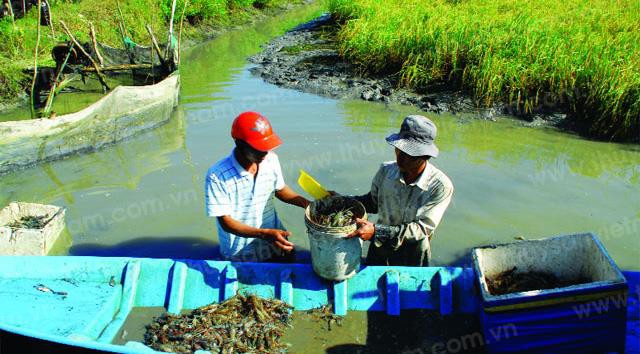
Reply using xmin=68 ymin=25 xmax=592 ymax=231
xmin=0 ymin=256 xmax=637 ymax=353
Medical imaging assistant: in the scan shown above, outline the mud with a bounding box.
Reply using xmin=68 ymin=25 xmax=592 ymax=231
xmin=250 ymin=14 xmax=566 ymax=126
xmin=486 ymin=267 xmax=589 ymax=295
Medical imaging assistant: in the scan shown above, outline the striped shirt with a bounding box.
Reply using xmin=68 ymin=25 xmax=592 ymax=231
xmin=205 ymin=149 xmax=285 ymax=262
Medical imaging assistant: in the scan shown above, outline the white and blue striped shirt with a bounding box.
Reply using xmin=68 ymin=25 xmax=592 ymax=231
xmin=205 ymin=149 xmax=285 ymax=261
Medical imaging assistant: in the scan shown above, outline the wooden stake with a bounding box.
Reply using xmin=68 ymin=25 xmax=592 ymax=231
xmin=43 ymin=0 xmax=54 ymax=37
xmin=30 ymin=0 xmax=42 ymax=118
xmin=5 ymin=0 xmax=15 ymax=26
xmin=60 ymin=20 xmax=110 ymax=92
xmin=89 ymin=22 xmax=104 ymax=66
xmin=177 ymin=0 xmax=188 ymax=65
xmin=81 ymin=63 xmax=152 ymax=72
xmin=150 ymin=46 xmax=155 ymax=84
xmin=114 ymin=0 xmax=135 ymax=65
xmin=115 ymin=0 xmax=130 ymax=38
xmin=21 ymin=0 xmax=24 ymax=17
xmin=165 ymin=0 xmax=178 ymax=62
xmin=43 ymin=42 xmax=74 ymax=116
xmin=145 ymin=24 xmax=167 ymax=68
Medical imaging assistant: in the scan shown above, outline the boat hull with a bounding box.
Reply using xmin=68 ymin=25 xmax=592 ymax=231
xmin=0 ymin=256 xmax=636 ymax=353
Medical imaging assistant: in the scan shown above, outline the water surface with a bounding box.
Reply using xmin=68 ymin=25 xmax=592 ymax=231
xmin=0 ymin=4 xmax=638 ymax=273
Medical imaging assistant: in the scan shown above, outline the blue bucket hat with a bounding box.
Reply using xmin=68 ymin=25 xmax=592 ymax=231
xmin=385 ymin=115 xmax=439 ymax=158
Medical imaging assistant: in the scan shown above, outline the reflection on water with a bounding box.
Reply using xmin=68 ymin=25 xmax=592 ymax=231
xmin=180 ymin=4 xmax=326 ymax=106
xmin=0 ymin=75 xmax=140 ymax=123
xmin=0 ymin=107 xmax=188 ymax=246
xmin=0 ymin=2 xmax=638 ymax=275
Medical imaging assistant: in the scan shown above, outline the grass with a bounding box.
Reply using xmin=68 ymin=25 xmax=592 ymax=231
xmin=0 ymin=0 xmax=301 ymax=107
xmin=327 ymin=0 xmax=640 ymax=142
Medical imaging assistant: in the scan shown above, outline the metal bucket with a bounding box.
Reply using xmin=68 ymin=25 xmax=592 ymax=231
xmin=304 ymin=196 xmax=367 ymax=281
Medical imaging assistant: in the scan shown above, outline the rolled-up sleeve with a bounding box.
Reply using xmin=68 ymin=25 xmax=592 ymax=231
xmin=420 ymin=180 xmax=454 ymax=235
xmin=374 ymin=179 xmax=453 ymax=249
xmin=205 ymin=173 xmax=232 ymax=217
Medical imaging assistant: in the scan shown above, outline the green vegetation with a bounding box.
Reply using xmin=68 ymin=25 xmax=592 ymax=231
xmin=328 ymin=0 xmax=640 ymax=141
xmin=0 ymin=0 xmax=301 ymax=107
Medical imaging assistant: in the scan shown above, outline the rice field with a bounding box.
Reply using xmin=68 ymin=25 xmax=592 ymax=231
xmin=327 ymin=0 xmax=640 ymax=141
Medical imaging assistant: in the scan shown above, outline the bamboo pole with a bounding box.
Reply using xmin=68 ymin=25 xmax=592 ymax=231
xmin=5 ymin=0 xmax=15 ymax=26
xmin=177 ymin=0 xmax=188 ymax=65
xmin=81 ymin=63 xmax=152 ymax=72
xmin=21 ymin=0 xmax=24 ymax=17
xmin=43 ymin=0 xmax=54 ymax=37
xmin=60 ymin=20 xmax=110 ymax=92
xmin=89 ymin=22 xmax=104 ymax=66
xmin=30 ymin=0 xmax=42 ymax=118
xmin=165 ymin=0 xmax=177 ymax=62
xmin=145 ymin=24 xmax=167 ymax=69
xmin=115 ymin=0 xmax=130 ymax=38
xmin=115 ymin=0 xmax=135 ymax=66
xmin=43 ymin=42 xmax=74 ymax=116
xmin=150 ymin=46 xmax=155 ymax=84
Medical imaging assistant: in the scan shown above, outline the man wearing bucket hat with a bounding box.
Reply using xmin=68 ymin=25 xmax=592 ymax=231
xmin=346 ymin=115 xmax=454 ymax=266
xmin=205 ymin=111 xmax=310 ymax=262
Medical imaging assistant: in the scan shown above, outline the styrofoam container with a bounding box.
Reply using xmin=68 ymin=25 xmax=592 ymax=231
xmin=473 ymin=233 xmax=626 ymax=304
xmin=0 ymin=202 xmax=66 ymax=256
xmin=472 ymin=233 xmax=628 ymax=353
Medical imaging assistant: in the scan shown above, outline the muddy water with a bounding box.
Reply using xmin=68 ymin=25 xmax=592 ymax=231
xmin=0 ymin=4 xmax=638 ymax=269
xmin=0 ymin=75 xmax=139 ymax=122
xmin=114 ymin=307 xmax=480 ymax=354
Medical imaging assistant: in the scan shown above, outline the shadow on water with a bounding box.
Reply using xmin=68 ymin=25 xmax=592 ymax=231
xmin=314 ymin=310 xmax=482 ymax=354
xmin=69 ymin=236 xmax=222 ymax=259
xmin=69 ymin=236 xmax=313 ymax=262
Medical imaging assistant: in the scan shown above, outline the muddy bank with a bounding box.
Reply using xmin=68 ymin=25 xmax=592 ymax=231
xmin=250 ymin=15 xmax=567 ymax=126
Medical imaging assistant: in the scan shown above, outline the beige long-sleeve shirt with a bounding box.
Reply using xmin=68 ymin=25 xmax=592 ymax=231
xmin=356 ymin=161 xmax=454 ymax=266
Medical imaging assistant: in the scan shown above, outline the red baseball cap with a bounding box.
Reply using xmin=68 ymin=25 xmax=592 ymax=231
xmin=231 ymin=111 xmax=283 ymax=152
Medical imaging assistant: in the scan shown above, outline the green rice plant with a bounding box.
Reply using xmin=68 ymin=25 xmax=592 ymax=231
xmin=328 ymin=0 xmax=640 ymax=141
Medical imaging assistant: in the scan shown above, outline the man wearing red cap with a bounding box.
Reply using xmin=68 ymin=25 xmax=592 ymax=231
xmin=205 ymin=112 xmax=310 ymax=262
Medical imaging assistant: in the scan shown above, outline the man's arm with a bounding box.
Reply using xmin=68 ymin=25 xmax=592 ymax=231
xmin=348 ymin=181 xmax=454 ymax=248
xmin=275 ymin=185 xmax=310 ymax=209
xmin=217 ymin=215 xmax=294 ymax=251
xmin=206 ymin=172 xmax=293 ymax=251
xmin=347 ymin=218 xmax=431 ymax=249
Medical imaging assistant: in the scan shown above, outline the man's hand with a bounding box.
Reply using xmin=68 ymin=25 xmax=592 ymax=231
xmin=261 ymin=229 xmax=294 ymax=251
xmin=346 ymin=218 xmax=374 ymax=241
